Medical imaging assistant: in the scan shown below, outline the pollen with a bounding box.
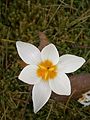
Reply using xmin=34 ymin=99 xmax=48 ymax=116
xmin=37 ymin=60 xmax=57 ymax=81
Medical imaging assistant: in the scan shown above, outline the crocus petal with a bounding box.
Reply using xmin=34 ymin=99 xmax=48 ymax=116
xmin=49 ymin=73 xmax=71 ymax=95
xmin=19 ymin=65 xmax=40 ymax=84
xmin=41 ymin=44 xmax=59 ymax=65
xmin=16 ymin=41 xmax=41 ymax=65
xmin=58 ymin=54 xmax=85 ymax=73
xmin=32 ymin=81 xmax=51 ymax=113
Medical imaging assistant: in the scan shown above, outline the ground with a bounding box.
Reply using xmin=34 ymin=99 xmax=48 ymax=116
xmin=0 ymin=0 xmax=90 ymax=120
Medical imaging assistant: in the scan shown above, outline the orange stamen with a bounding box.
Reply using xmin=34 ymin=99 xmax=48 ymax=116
xmin=37 ymin=60 xmax=57 ymax=81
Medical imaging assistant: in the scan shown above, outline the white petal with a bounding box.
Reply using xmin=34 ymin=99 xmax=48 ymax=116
xmin=49 ymin=73 xmax=71 ymax=95
xmin=58 ymin=54 xmax=85 ymax=73
xmin=32 ymin=81 xmax=51 ymax=113
xmin=78 ymin=91 xmax=90 ymax=107
xmin=19 ymin=65 xmax=40 ymax=84
xmin=16 ymin=41 xmax=41 ymax=65
xmin=41 ymin=44 xmax=59 ymax=65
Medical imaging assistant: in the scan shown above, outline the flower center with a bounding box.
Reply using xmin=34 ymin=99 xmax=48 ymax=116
xmin=37 ymin=60 xmax=57 ymax=81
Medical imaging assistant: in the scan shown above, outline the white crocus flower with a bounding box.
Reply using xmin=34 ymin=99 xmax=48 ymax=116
xmin=16 ymin=41 xmax=85 ymax=113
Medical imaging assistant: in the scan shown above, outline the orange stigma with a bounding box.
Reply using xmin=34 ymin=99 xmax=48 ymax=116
xmin=37 ymin=60 xmax=57 ymax=81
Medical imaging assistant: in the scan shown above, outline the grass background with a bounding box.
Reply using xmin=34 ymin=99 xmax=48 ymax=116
xmin=0 ymin=0 xmax=90 ymax=119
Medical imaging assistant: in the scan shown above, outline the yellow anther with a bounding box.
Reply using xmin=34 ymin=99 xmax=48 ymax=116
xmin=37 ymin=60 xmax=57 ymax=81
xmin=49 ymin=67 xmax=55 ymax=71
xmin=44 ymin=71 xmax=48 ymax=80
xmin=39 ymin=65 xmax=47 ymax=70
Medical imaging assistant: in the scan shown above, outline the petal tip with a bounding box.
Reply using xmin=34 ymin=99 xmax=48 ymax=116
xmin=18 ymin=73 xmax=22 ymax=81
xmin=63 ymin=86 xmax=71 ymax=96
xmin=33 ymin=108 xmax=38 ymax=114
xmin=18 ymin=74 xmax=21 ymax=80
xmin=48 ymin=43 xmax=56 ymax=48
xmin=16 ymin=41 xmax=23 ymax=47
xmin=79 ymin=57 xmax=86 ymax=66
xmin=66 ymin=90 xmax=71 ymax=96
xmin=16 ymin=41 xmax=21 ymax=44
xmin=33 ymin=101 xmax=40 ymax=114
xmin=82 ymin=58 xmax=86 ymax=64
